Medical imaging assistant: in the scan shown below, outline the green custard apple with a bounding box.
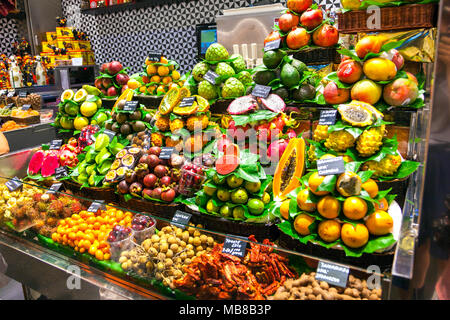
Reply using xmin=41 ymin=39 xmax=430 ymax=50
xmin=198 ymin=80 xmax=218 ymax=100
xmin=192 ymin=62 xmax=210 ymax=82
xmin=215 ymin=62 xmax=235 ymax=78
xmin=205 ymin=43 xmax=229 ymax=61
xmin=229 ymin=54 xmax=246 ymax=73
xmin=221 ymin=77 xmax=245 ymax=98
xmin=237 ymin=71 xmax=253 ymax=86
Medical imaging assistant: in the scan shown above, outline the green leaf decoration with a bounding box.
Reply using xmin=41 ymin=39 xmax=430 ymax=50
xmin=377 ymin=160 xmax=420 ymax=181
xmin=277 ymin=220 xmax=315 ymax=245
xmin=337 ymin=48 xmax=361 ymax=62
xmin=317 ymin=174 xmax=337 ymax=192
xmin=322 ymin=72 xmax=353 ymax=89
xmin=358 ymin=170 xmax=374 ymax=183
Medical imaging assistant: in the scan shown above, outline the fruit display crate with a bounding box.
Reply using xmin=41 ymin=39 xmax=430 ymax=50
xmin=337 ymin=3 xmax=438 ymax=33
xmin=117 ymin=194 xmax=182 ymax=219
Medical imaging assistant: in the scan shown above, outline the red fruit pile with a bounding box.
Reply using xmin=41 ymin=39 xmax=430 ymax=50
xmin=265 ymin=1 xmax=338 ymax=50
xmin=95 ymin=61 xmax=130 ymax=97
xmin=107 ymin=225 xmax=132 ymax=243
xmin=131 ymin=214 xmax=155 ymax=231
xmin=78 ymin=125 xmax=99 ymax=149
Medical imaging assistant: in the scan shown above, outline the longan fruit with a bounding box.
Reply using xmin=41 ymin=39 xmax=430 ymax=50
xmin=166 ymin=249 xmax=174 ymax=258
xmin=160 ymin=242 xmax=169 ymax=253
xmin=200 ymin=235 xmax=207 ymax=243
xmin=170 ymin=243 xmax=179 ymax=252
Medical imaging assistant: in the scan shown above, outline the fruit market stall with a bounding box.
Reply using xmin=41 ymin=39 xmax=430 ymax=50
xmin=0 ymin=0 xmax=442 ymax=301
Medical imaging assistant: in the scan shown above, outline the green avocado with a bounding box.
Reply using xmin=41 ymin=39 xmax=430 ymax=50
xmin=280 ymin=63 xmax=300 ymax=88
xmin=263 ymin=50 xmax=285 ymax=69
xmin=254 ymin=70 xmax=276 ymax=86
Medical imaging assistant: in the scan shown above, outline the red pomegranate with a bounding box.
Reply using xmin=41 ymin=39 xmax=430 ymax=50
xmin=278 ymin=12 xmax=300 ymax=33
xmin=300 ymin=8 xmax=323 ymax=30
xmin=286 ymin=26 xmax=310 ymax=50
xmin=287 ymin=0 xmax=313 ymax=14
xmin=312 ymin=24 xmax=339 ymax=47
xmin=264 ymin=30 xmax=282 ymax=46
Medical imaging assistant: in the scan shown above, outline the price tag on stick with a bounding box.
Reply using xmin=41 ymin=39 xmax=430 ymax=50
xmin=252 ymin=84 xmax=271 ymax=98
xmin=317 ymin=156 xmax=345 ymax=176
xmin=21 ymin=104 xmax=31 ymax=111
xmin=123 ymin=101 xmax=138 ymax=112
xmin=264 ymin=39 xmax=281 ymax=51
xmin=49 ymin=139 xmax=63 ymax=150
xmin=203 ymin=70 xmax=219 ymax=85
xmin=315 ymin=260 xmax=349 ymax=288
xmin=159 ymin=147 xmax=174 ymax=160
xmin=222 ymin=235 xmax=248 ymax=257
xmin=19 ymin=91 xmax=27 ymax=98
xmin=179 ymin=96 xmax=196 ymax=108
xmin=171 ymin=210 xmax=192 ymax=229
xmin=147 ymin=50 xmax=163 ymax=62
xmin=103 ymin=129 xmax=116 ymax=141
xmin=54 ymin=166 xmax=68 ymax=179
xmin=46 ymin=182 xmax=63 ymax=194
xmin=7 ymin=91 xmax=15 ymax=98
xmin=5 ymin=176 xmax=22 ymax=192
xmin=318 ymin=109 xmax=338 ymax=126
xmin=88 ymin=200 xmax=105 ymax=213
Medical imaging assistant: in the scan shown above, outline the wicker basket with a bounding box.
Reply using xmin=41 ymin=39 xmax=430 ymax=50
xmin=10 ymin=115 xmax=40 ymax=125
xmin=337 ymin=4 xmax=438 ymax=33
xmin=118 ymin=194 xmax=181 ymax=219
xmin=278 ymin=231 xmax=395 ymax=270
xmin=288 ymin=47 xmax=341 ymax=65
xmin=185 ymin=206 xmax=280 ymax=242
xmin=63 ymin=179 xmax=118 ymax=203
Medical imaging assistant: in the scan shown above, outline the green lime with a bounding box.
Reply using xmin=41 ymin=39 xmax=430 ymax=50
xmin=248 ymin=198 xmax=265 ymax=215
xmin=244 ymin=180 xmax=261 ymax=193
xmin=226 ymin=175 xmax=243 ymax=188
xmin=216 ymin=188 xmax=231 ymax=202
xmin=232 ymin=207 xmax=245 ymax=220
xmin=231 ymin=188 xmax=248 ymax=204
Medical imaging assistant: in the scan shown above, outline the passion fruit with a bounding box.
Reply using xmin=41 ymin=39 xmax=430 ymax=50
xmin=336 ymin=171 xmax=362 ymax=197
xmin=365 ymin=210 xmax=393 ymax=236
xmin=318 ymin=220 xmax=341 ymax=242
xmin=317 ymin=195 xmax=340 ymax=219
xmin=280 ymin=199 xmax=291 ymax=220
xmin=341 ymin=223 xmax=369 ymax=248
xmin=293 ymin=214 xmax=315 ymax=236
xmin=308 ymin=172 xmax=331 ymax=196
xmin=296 ymin=188 xmax=317 ymax=212
xmin=343 ymin=196 xmax=368 ymax=220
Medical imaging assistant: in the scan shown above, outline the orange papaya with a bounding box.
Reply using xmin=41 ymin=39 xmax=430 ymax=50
xmin=272 ymin=137 xmax=305 ymax=201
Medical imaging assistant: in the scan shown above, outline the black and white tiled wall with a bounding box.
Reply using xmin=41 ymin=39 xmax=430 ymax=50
xmin=2 ymin=0 xmax=341 ymax=73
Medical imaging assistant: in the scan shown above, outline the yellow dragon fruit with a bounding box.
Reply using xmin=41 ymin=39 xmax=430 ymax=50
xmin=364 ymin=154 xmax=402 ymax=176
xmin=325 ymin=130 xmax=355 ymax=152
xmin=313 ymin=125 xmax=329 ymax=142
xmin=356 ymin=125 xmax=386 ymax=157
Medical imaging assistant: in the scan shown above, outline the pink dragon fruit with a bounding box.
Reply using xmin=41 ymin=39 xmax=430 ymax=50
xmin=41 ymin=154 xmax=60 ymax=177
xmin=28 ymin=150 xmax=45 ymax=175
xmin=259 ymin=94 xmax=286 ymax=113
xmin=227 ymin=95 xmax=258 ymax=115
xmin=267 ymin=139 xmax=289 ymax=161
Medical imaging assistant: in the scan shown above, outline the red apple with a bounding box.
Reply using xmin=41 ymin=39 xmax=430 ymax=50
xmin=100 ymin=89 xmax=107 ymax=96
xmin=323 ymin=81 xmax=350 ymax=104
xmin=300 ymin=8 xmax=323 ymax=30
xmin=108 ymin=61 xmax=123 ymax=75
xmin=102 ymin=77 xmax=112 ymax=89
xmin=337 ymin=59 xmax=363 ymax=84
xmin=405 ymin=72 xmax=418 ymax=85
xmin=94 ymin=78 xmax=103 ymax=89
xmin=355 ymin=35 xmax=383 ymax=59
xmin=100 ymin=62 xmax=110 ymax=74
xmin=278 ymin=12 xmax=300 ymax=33
xmin=380 ymin=49 xmax=404 ymax=70
xmin=121 ymin=84 xmax=129 ymax=93
xmin=107 ymin=86 xmax=118 ymax=97
xmin=116 ymin=73 xmax=129 ymax=86
xmin=383 ymin=78 xmax=419 ymax=107
xmin=312 ymin=24 xmax=339 ymax=47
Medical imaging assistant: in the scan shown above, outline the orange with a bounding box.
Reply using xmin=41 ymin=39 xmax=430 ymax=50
xmin=157 ymin=85 xmax=166 ymax=95
xmin=78 ymin=223 xmax=88 ymax=231
xmin=139 ymin=86 xmax=147 ymax=94
xmin=79 ymin=248 xmax=86 ymax=253
xmin=93 ymin=222 xmax=101 ymax=230
xmin=72 ymin=214 xmax=80 ymax=220
xmin=280 ymin=199 xmax=291 ymax=220
xmin=51 ymin=233 xmax=59 ymax=242
xmin=127 ymin=79 xmax=141 ymax=90
xmin=318 ymin=220 xmax=341 ymax=242
xmin=162 ymin=76 xmax=172 ymax=85
xmin=365 ymin=210 xmax=393 ymax=236
xmin=87 ymin=217 xmax=96 ymax=224
xmin=79 ymin=211 xmax=88 ymax=219
xmin=68 ymin=232 xmax=76 ymax=240
xmin=308 ymin=172 xmax=331 ymax=196
xmin=361 ymin=178 xmax=379 ymax=198
xmin=341 ymin=223 xmax=369 ymax=248
xmin=95 ymin=250 xmax=104 ymax=260
xmin=317 ymin=196 xmax=341 ymax=219
xmin=104 ymin=253 xmax=111 ymax=260
xmin=160 ymin=56 xmax=168 ymax=64
xmin=374 ymin=198 xmax=389 ymax=211
xmin=59 ymin=220 xmax=66 ymax=226
xmin=146 ymin=64 xmax=157 ymax=75
xmin=343 ymin=197 xmax=368 ymax=220
xmin=172 ymin=70 xmax=181 ymax=81
xmin=89 ymin=245 xmax=97 ymax=255
xmin=157 ymin=65 xmax=170 ymax=77
xmin=147 ymin=86 xmax=156 ymax=94
xmin=296 ymin=188 xmax=317 ymax=212
xmin=293 ymin=214 xmax=315 ymax=236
